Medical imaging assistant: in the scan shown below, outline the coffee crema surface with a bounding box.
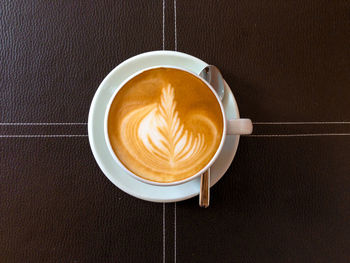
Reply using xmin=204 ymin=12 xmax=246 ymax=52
xmin=108 ymin=68 xmax=223 ymax=183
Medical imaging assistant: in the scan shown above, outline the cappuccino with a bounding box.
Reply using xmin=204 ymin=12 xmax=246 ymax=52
xmin=107 ymin=68 xmax=223 ymax=183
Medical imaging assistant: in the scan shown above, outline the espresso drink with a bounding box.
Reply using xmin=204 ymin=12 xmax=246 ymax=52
xmin=108 ymin=68 xmax=223 ymax=183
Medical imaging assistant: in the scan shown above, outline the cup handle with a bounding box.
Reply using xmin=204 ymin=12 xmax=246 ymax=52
xmin=226 ymin=118 xmax=253 ymax=135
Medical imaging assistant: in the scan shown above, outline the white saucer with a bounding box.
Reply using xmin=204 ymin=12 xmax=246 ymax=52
xmin=88 ymin=51 xmax=240 ymax=203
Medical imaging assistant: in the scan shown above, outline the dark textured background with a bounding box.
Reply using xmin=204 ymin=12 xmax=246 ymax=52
xmin=1 ymin=0 xmax=350 ymax=262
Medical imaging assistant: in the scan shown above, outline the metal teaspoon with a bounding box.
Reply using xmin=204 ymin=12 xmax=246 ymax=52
xmin=198 ymin=65 xmax=225 ymax=208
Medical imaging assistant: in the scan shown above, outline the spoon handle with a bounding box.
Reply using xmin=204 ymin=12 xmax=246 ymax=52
xmin=199 ymin=169 xmax=210 ymax=208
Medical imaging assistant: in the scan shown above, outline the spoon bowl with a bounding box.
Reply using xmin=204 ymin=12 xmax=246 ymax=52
xmin=199 ymin=65 xmax=225 ymax=101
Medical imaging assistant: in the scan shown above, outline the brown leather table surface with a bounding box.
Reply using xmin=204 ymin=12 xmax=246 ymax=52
xmin=1 ymin=1 xmax=349 ymax=262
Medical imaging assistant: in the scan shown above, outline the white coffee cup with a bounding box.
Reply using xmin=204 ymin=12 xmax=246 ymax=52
xmin=104 ymin=66 xmax=253 ymax=186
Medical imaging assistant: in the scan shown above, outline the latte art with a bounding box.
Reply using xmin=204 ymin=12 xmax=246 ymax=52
xmin=120 ymin=84 xmax=216 ymax=174
xmin=107 ymin=68 xmax=223 ymax=183
xmin=136 ymin=85 xmax=206 ymax=165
